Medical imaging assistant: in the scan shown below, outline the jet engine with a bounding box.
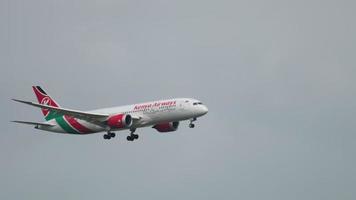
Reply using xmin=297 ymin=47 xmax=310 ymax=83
xmin=153 ymin=121 xmax=179 ymax=132
xmin=107 ymin=114 xmax=132 ymax=128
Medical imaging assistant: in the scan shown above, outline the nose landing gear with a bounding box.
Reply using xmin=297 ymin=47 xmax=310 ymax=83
xmin=127 ymin=128 xmax=139 ymax=141
xmin=189 ymin=118 xmax=197 ymax=128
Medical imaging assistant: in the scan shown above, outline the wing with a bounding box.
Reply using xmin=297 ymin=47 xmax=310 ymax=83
xmin=12 ymin=99 xmax=109 ymax=123
xmin=11 ymin=120 xmax=54 ymax=127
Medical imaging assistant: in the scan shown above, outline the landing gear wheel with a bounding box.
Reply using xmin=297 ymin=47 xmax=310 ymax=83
xmin=127 ymin=128 xmax=138 ymax=142
xmin=189 ymin=118 xmax=197 ymax=128
xmin=103 ymin=134 xmax=111 ymax=140
xmin=109 ymin=132 xmax=116 ymax=138
xmin=127 ymin=136 xmax=134 ymax=141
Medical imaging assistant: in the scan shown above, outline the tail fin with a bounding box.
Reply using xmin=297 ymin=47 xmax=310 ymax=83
xmin=32 ymin=86 xmax=61 ymax=121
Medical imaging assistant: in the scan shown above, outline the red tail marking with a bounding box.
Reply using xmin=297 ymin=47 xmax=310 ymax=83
xmin=32 ymin=86 xmax=59 ymax=116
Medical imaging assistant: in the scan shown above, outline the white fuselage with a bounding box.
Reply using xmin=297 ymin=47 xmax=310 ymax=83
xmin=39 ymin=98 xmax=208 ymax=134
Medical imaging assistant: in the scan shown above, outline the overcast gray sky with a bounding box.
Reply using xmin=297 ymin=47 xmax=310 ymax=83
xmin=1 ymin=0 xmax=356 ymax=199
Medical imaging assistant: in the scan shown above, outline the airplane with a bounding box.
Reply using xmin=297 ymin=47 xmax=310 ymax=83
xmin=12 ymin=86 xmax=208 ymax=141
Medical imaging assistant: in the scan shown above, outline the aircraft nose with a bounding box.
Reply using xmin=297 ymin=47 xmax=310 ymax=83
xmin=201 ymin=105 xmax=209 ymax=115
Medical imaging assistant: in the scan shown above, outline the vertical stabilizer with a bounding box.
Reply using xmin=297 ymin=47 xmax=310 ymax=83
xmin=32 ymin=86 xmax=61 ymax=121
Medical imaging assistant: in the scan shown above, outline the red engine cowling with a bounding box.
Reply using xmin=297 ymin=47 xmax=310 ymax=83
xmin=107 ymin=114 xmax=132 ymax=128
xmin=153 ymin=121 xmax=179 ymax=132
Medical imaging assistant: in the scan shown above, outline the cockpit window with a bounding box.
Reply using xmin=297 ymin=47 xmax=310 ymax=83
xmin=193 ymin=102 xmax=203 ymax=105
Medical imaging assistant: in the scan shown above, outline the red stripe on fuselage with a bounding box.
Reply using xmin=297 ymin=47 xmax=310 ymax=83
xmin=64 ymin=116 xmax=93 ymax=134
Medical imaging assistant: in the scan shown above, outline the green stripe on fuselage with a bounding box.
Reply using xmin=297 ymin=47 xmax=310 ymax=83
xmin=45 ymin=111 xmax=63 ymax=121
xmin=55 ymin=116 xmax=80 ymax=134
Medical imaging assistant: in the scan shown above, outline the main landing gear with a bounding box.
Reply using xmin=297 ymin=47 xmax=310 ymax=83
xmin=103 ymin=131 xmax=116 ymax=140
xmin=189 ymin=118 xmax=197 ymax=128
xmin=127 ymin=128 xmax=139 ymax=141
xmin=102 ymin=129 xmax=139 ymax=141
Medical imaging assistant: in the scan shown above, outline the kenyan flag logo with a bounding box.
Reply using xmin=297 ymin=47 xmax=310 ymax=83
xmin=40 ymin=96 xmax=52 ymax=116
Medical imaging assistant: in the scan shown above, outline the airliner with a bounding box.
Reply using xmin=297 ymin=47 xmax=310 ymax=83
xmin=12 ymin=86 xmax=208 ymax=141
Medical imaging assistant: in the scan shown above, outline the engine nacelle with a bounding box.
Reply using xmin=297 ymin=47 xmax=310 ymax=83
xmin=107 ymin=114 xmax=132 ymax=128
xmin=153 ymin=121 xmax=179 ymax=133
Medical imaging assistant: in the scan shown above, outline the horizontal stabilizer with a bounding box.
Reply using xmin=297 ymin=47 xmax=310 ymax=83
xmin=11 ymin=120 xmax=54 ymax=127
